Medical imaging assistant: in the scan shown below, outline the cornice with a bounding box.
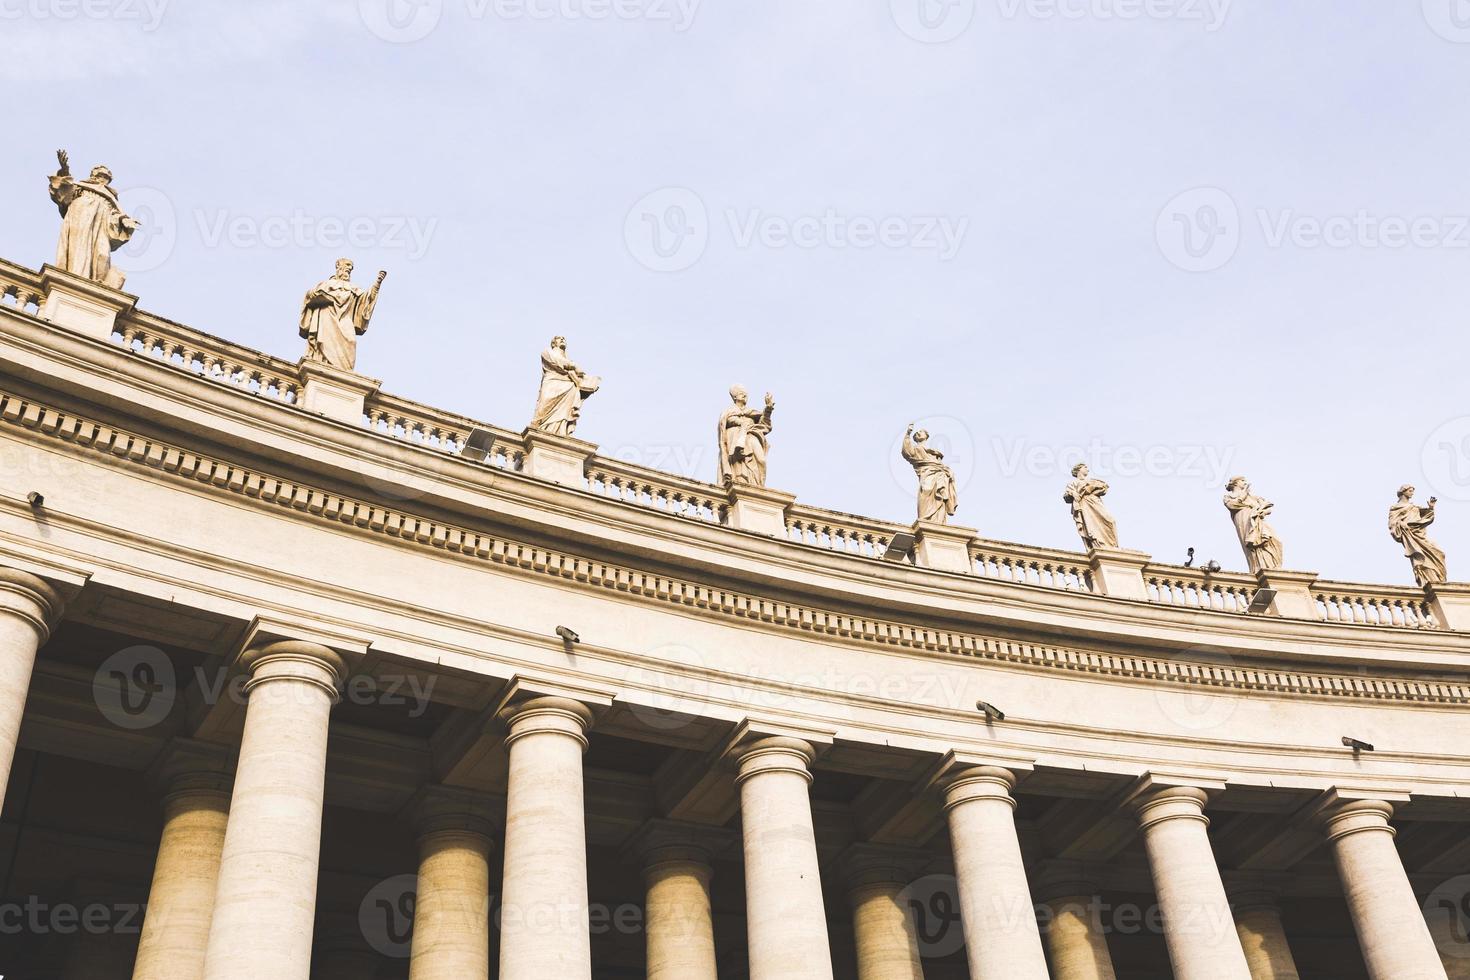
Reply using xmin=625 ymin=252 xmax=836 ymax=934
xmin=1 ymin=384 xmax=1467 ymax=710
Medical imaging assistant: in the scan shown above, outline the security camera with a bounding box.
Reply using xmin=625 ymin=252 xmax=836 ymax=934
xmin=26 ymin=491 xmax=43 ymax=510
xmin=1342 ymin=736 xmax=1374 ymax=753
xmin=555 ymin=625 xmax=581 ymax=645
xmin=976 ymin=700 xmax=1005 ymax=722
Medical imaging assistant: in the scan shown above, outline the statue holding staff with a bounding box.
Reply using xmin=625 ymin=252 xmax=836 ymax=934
xmin=1389 ymin=485 xmax=1447 ymax=587
xmin=529 ymin=336 xmax=600 ymax=436
xmin=299 ymin=258 xmax=385 ymax=372
xmin=901 ymin=423 xmax=958 ymax=524
xmin=48 ymin=149 xmax=139 ymax=290
xmin=718 ymin=386 xmax=774 ymax=487
xmin=1223 ymin=476 xmax=1284 ymax=574
xmin=1064 ymin=463 xmax=1118 ymax=549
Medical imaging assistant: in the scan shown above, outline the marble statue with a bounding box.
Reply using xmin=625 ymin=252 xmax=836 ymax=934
xmin=299 ymin=259 xmax=385 ymax=372
xmin=901 ymin=424 xmax=958 ymax=524
xmin=718 ymin=386 xmax=774 ymax=487
xmin=1389 ymin=485 xmax=1446 ymax=587
xmin=48 ymin=150 xmax=139 ymax=290
xmin=1064 ymin=463 xmax=1118 ymax=549
xmin=1223 ymin=476 xmax=1284 ymax=574
xmin=529 ymin=336 xmax=600 ymax=436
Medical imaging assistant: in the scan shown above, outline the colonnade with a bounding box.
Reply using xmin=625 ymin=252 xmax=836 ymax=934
xmin=0 ymin=573 xmax=1456 ymax=979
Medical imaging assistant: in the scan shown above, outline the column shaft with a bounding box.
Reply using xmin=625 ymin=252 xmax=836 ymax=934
xmin=943 ymin=767 xmax=1048 ymax=980
xmin=409 ymin=828 xmax=492 ymax=980
xmin=132 ymin=777 xmax=231 ymax=980
xmin=200 ymin=642 xmax=344 ymax=980
xmin=1043 ymin=894 xmax=1118 ymax=980
xmin=645 ymin=855 xmax=718 ymax=980
xmin=849 ymin=881 xmax=924 ymax=980
xmin=1231 ymin=895 xmax=1300 ymax=980
xmin=1323 ymin=800 xmax=1446 ymax=980
xmin=0 ymin=570 xmax=62 ymax=813
xmin=497 ymin=697 xmax=594 ymax=980
xmin=736 ymin=736 xmax=834 ymax=980
xmin=1133 ymin=787 xmax=1250 ymax=980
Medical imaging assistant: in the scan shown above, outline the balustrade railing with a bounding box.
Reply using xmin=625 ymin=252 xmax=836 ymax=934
xmin=0 ymin=258 xmax=1456 ymax=631
xmin=0 ymin=261 xmax=43 ymax=316
xmin=1314 ymin=581 xmax=1438 ymax=629
xmin=1143 ymin=565 xmax=1258 ymax=614
xmin=586 ymin=458 xmax=725 ymax=524
xmin=971 ymin=540 xmax=1095 ymax=592
xmin=785 ymin=505 xmax=902 ymax=560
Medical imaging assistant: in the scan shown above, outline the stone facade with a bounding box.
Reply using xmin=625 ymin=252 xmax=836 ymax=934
xmin=0 ymin=256 xmax=1468 ymax=977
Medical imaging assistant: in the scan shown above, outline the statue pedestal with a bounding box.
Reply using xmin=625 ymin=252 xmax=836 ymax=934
xmin=297 ymin=359 xmax=381 ymax=426
xmin=1256 ymin=569 xmax=1320 ymax=619
xmin=1427 ymin=583 xmax=1470 ymax=632
xmin=912 ymin=521 xmax=976 ymax=574
xmin=725 ymin=485 xmax=795 ymax=538
xmin=1088 ymin=547 xmax=1151 ymax=600
xmin=521 ymin=428 xmax=597 ymax=488
xmin=39 ymin=265 xmax=137 ymax=341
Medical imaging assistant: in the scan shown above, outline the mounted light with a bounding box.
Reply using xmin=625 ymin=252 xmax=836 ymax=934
xmin=460 ymin=428 xmax=495 ymax=462
xmin=884 ymin=531 xmax=916 ymax=562
xmin=1247 ymin=588 xmax=1277 ymax=614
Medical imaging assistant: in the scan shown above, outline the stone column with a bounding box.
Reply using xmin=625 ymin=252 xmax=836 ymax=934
xmin=1132 ymin=786 xmax=1250 ymax=980
xmin=0 ymin=569 xmax=63 ymax=812
xmin=942 ymin=766 xmax=1049 ymax=980
xmin=408 ymin=788 xmax=495 ymax=980
xmin=1034 ymin=865 xmax=1117 ymax=980
xmin=200 ymin=641 xmax=345 ymax=980
xmin=842 ymin=845 xmax=924 ymax=980
xmin=734 ymin=736 xmax=835 ymax=980
xmin=1320 ymin=799 xmax=1446 ymax=980
xmin=132 ymin=759 xmax=233 ymax=980
xmin=635 ymin=826 xmax=720 ymax=980
xmin=1425 ymin=896 xmax=1470 ymax=980
xmin=1228 ymin=887 xmax=1300 ymax=980
xmin=497 ymin=697 xmax=594 ymax=980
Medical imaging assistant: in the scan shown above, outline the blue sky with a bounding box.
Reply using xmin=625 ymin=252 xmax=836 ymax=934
xmin=4 ymin=0 xmax=1468 ymax=585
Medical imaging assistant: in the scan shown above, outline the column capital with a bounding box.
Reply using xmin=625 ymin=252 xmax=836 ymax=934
xmin=499 ymin=695 xmax=595 ymax=751
xmin=941 ymin=765 xmax=1020 ymax=812
xmin=240 ymin=640 xmax=346 ymax=700
xmin=732 ymin=735 xmax=816 ymax=786
xmin=148 ymin=737 xmax=234 ymax=804
xmin=0 ymin=566 xmax=67 ymax=641
xmin=405 ymin=784 xmax=498 ymax=842
xmin=1032 ymin=859 xmax=1105 ymax=904
xmin=1131 ymin=785 xmax=1211 ymax=830
xmin=1222 ymin=871 xmax=1290 ymax=912
xmin=838 ymin=842 xmax=929 ymax=897
xmin=1318 ymin=798 xmax=1396 ymax=842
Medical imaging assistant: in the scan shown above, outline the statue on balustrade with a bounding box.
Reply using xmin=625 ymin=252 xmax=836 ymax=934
xmin=299 ymin=259 xmax=385 ymax=372
xmin=718 ymin=386 xmax=775 ymax=487
xmin=1388 ymin=485 xmax=1446 ymax=587
xmin=901 ymin=423 xmax=958 ymax=524
xmin=1064 ymin=463 xmax=1118 ymax=549
xmin=529 ymin=336 xmax=600 ymax=436
xmin=1223 ymin=476 xmax=1283 ymax=574
xmin=48 ymin=150 xmax=139 ymax=291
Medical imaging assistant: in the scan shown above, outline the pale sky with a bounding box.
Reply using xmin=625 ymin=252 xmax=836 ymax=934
xmin=4 ymin=0 xmax=1468 ymax=586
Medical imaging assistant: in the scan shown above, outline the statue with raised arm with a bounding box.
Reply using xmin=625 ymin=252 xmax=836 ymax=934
xmin=717 ymin=386 xmax=774 ymax=487
xmin=1389 ymin=485 xmax=1447 ymax=587
xmin=529 ymin=336 xmax=600 ymax=436
xmin=1064 ymin=463 xmax=1118 ymax=549
xmin=48 ymin=150 xmax=139 ymax=290
xmin=299 ymin=258 xmax=385 ymax=372
xmin=901 ymin=424 xmax=958 ymax=524
xmin=1223 ymin=476 xmax=1284 ymax=574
